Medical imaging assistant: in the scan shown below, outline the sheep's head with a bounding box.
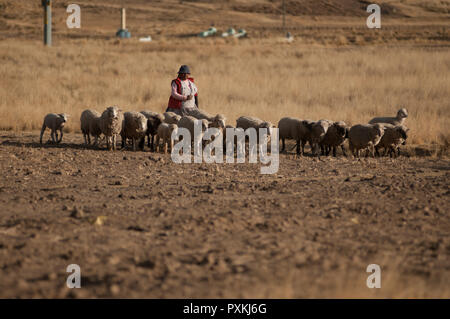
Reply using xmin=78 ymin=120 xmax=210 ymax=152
xmin=148 ymin=114 xmax=164 ymax=135
xmin=334 ymin=121 xmax=347 ymax=138
xmin=56 ymin=113 xmax=68 ymax=128
xmin=106 ymin=106 xmax=120 ymax=120
xmin=212 ymin=114 xmax=226 ymax=129
xmin=397 ymin=125 xmax=409 ymax=141
xmin=397 ymin=108 xmax=408 ymax=119
xmin=136 ymin=115 xmax=148 ymax=133
xmin=373 ymin=123 xmax=385 ymax=137
xmin=302 ymin=120 xmax=315 ymax=132
xmin=311 ymin=120 xmax=330 ymax=142
xmin=201 ymin=119 xmax=209 ymax=132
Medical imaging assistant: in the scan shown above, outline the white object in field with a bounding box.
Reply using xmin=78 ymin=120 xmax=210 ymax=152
xmin=139 ymin=36 xmax=152 ymax=42
xmin=221 ymin=28 xmax=236 ymax=38
xmin=199 ymin=27 xmax=217 ymax=37
xmin=234 ymin=29 xmax=247 ymax=38
xmin=286 ymin=32 xmax=294 ymax=43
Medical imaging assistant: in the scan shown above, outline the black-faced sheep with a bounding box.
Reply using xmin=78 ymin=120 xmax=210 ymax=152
xmin=375 ymin=124 xmax=409 ymax=157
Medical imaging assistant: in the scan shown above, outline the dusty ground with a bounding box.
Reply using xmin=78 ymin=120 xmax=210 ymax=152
xmin=0 ymin=132 xmax=448 ymax=298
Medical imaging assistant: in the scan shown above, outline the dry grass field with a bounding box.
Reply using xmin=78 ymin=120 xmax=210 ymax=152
xmin=0 ymin=0 xmax=449 ymax=298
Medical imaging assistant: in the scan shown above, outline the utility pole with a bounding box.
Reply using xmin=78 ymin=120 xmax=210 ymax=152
xmin=42 ymin=0 xmax=52 ymax=46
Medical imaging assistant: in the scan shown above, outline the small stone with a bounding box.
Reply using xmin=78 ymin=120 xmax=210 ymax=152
xmin=110 ymin=284 xmax=120 ymax=295
xmin=70 ymin=207 xmax=85 ymax=219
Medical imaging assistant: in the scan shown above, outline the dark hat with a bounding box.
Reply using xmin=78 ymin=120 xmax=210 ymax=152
xmin=178 ymin=65 xmax=191 ymax=74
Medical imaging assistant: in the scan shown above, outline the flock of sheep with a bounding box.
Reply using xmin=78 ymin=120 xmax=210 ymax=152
xmin=39 ymin=107 xmax=409 ymax=158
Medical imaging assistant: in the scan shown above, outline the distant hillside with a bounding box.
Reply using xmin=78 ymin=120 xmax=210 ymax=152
xmin=0 ymin=0 xmax=448 ymax=42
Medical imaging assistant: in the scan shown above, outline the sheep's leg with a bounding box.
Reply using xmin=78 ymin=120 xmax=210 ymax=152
xmin=341 ymin=145 xmax=347 ymax=157
xmin=332 ymin=147 xmax=337 ymax=157
xmin=87 ymin=133 xmax=91 ymax=145
xmin=147 ymin=134 xmax=151 ymax=149
xmin=169 ymin=137 xmax=174 ymax=153
xmin=51 ymin=130 xmax=57 ymax=143
xmin=300 ymin=140 xmax=306 ymax=155
xmin=94 ymin=135 xmax=98 ymax=147
xmin=40 ymin=125 xmax=46 ymax=144
xmin=132 ymin=138 xmax=136 ymax=152
xmin=155 ymin=135 xmax=160 ymax=152
xmin=138 ymin=137 xmax=145 ymax=151
xmin=121 ymin=136 xmax=126 ymax=150
xmin=151 ymin=135 xmax=155 ymax=151
xmin=163 ymin=139 xmax=168 ymax=154
xmin=375 ymin=146 xmax=380 ymax=157
xmin=58 ymin=129 xmax=63 ymax=143
xmin=370 ymin=145 xmax=375 ymax=158
xmin=295 ymin=140 xmax=300 ymax=155
xmin=281 ymin=138 xmax=285 ymax=153
xmin=397 ymin=147 xmax=401 ymax=157
xmin=82 ymin=132 xmax=87 ymax=145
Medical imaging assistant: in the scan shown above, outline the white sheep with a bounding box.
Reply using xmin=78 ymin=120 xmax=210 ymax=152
xmin=278 ymin=117 xmax=311 ymax=155
xmin=163 ymin=112 xmax=182 ymax=125
xmin=120 ymin=111 xmax=148 ymax=151
xmin=100 ymin=106 xmax=123 ymax=151
xmin=319 ymin=121 xmax=349 ymax=157
xmin=155 ymin=123 xmax=178 ymax=154
xmin=187 ymin=108 xmax=226 ymax=129
xmin=40 ymin=113 xmax=68 ymax=144
xmin=236 ymin=116 xmax=274 ymax=144
xmin=80 ymin=109 xmax=102 ymax=145
xmin=297 ymin=119 xmax=330 ymax=156
xmin=348 ymin=123 xmax=385 ymax=158
xmin=375 ymin=124 xmax=409 ymax=157
xmin=140 ymin=111 xmax=164 ymax=151
xmin=178 ymin=115 xmax=209 ymax=145
xmin=369 ymin=108 xmax=408 ymax=126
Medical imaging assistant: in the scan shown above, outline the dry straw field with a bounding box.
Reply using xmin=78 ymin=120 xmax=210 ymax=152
xmin=1 ymin=39 xmax=449 ymax=146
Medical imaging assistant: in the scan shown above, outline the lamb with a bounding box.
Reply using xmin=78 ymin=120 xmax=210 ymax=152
xmin=375 ymin=124 xmax=409 ymax=157
xmin=100 ymin=106 xmax=123 ymax=151
xmin=319 ymin=121 xmax=349 ymax=157
xmin=278 ymin=117 xmax=310 ymax=155
xmin=120 ymin=111 xmax=148 ymax=151
xmin=140 ymin=111 xmax=164 ymax=151
xmin=187 ymin=108 xmax=226 ymax=129
xmin=348 ymin=123 xmax=385 ymax=158
xmin=40 ymin=113 xmax=68 ymax=144
xmin=80 ymin=109 xmax=102 ymax=146
xmin=177 ymin=115 xmax=209 ymax=144
xmin=155 ymin=123 xmax=178 ymax=154
xmin=369 ymin=108 xmax=408 ymax=126
xmin=163 ymin=112 xmax=182 ymax=125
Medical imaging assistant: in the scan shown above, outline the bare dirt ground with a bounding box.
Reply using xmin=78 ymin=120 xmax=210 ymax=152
xmin=0 ymin=132 xmax=448 ymax=298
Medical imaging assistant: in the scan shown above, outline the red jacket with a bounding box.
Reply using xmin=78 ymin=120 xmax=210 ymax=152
xmin=167 ymin=77 xmax=197 ymax=109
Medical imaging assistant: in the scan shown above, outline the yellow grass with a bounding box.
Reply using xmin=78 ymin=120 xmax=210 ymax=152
xmin=0 ymin=38 xmax=449 ymax=145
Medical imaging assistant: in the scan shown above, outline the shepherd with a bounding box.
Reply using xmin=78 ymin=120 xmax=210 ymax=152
xmin=166 ymin=65 xmax=199 ymax=116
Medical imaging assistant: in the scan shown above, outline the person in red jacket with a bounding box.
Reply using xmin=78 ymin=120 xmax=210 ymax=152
xmin=166 ymin=65 xmax=199 ymax=116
